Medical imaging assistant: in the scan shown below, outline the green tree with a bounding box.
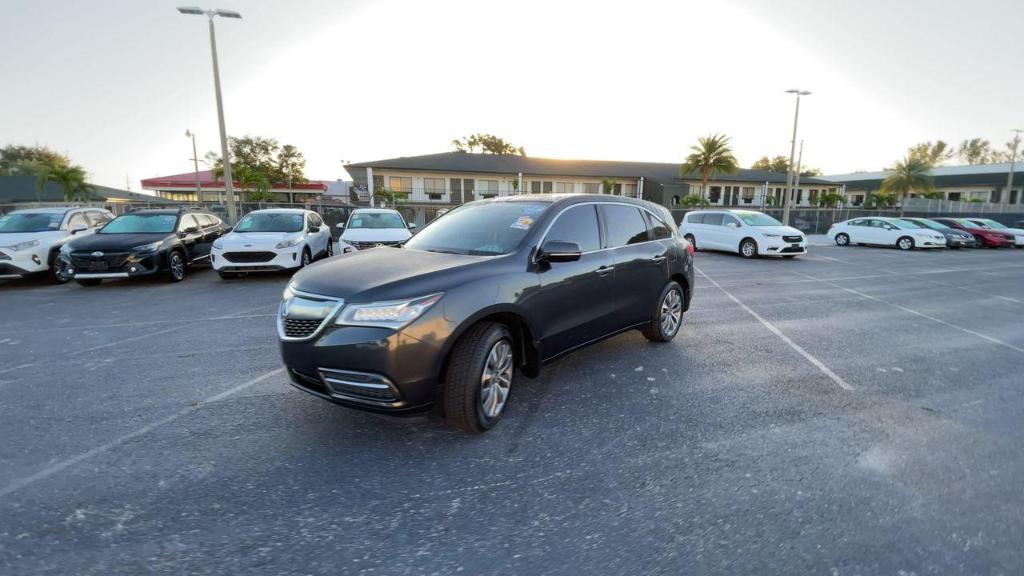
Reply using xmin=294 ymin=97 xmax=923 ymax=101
xmin=36 ymin=163 xmax=93 ymax=202
xmin=680 ymin=134 xmax=739 ymax=201
xmin=816 ymin=192 xmax=845 ymax=208
xmin=206 ymin=135 xmax=308 ymax=192
xmin=601 ymin=178 xmax=618 ymax=194
xmin=881 ymin=155 xmax=935 ymax=215
xmin=907 ymin=140 xmax=954 ymax=166
xmin=679 ymin=194 xmax=710 ymax=208
xmin=373 ymin=188 xmax=410 ymax=206
xmin=276 ymin=144 xmax=307 ymax=187
xmin=957 ymin=138 xmax=993 ymax=165
xmin=451 ymin=134 xmax=525 ymax=156
xmin=0 ymin=145 xmax=71 ymax=175
xmin=868 ymin=191 xmax=897 ymax=209
xmin=750 ymin=155 xmax=790 ymax=173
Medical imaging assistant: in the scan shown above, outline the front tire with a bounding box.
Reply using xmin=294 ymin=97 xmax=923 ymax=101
xmin=641 ymin=281 xmax=684 ymax=342
xmin=166 ymin=250 xmax=186 ymax=282
xmin=897 ymin=236 xmax=914 ymax=251
xmin=300 ymin=248 xmax=311 ymax=268
xmin=739 ymin=238 xmax=758 ymax=258
xmin=835 ymin=233 xmax=850 ymax=246
xmin=443 ymin=322 xmax=515 ymax=434
xmin=49 ymin=256 xmax=70 ymax=284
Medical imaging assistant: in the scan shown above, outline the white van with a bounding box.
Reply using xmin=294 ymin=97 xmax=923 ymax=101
xmin=679 ymin=209 xmax=806 ymax=258
xmin=337 ymin=208 xmax=416 ymax=252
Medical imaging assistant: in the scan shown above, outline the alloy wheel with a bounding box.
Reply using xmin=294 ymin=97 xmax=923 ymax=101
xmin=170 ymin=253 xmax=185 ymax=280
xmin=302 ymin=251 xmax=310 ymax=266
xmin=480 ymin=339 xmax=513 ymax=418
xmin=836 ymin=233 xmax=849 ymax=246
xmin=741 ymin=240 xmax=756 ymax=257
xmin=898 ymin=237 xmax=913 ymax=250
xmin=660 ymin=288 xmax=683 ymax=336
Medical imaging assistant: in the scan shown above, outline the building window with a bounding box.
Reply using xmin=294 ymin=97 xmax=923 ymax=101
xmin=424 ymin=177 xmax=445 ymax=194
xmin=948 ymin=192 xmax=961 ymax=201
xmin=583 ymin=183 xmax=600 ymax=194
xmin=708 ymin=186 xmax=721 ymax=203
xmin=623 ymin=183 xmax=636 ymax=197
xmin=479 ymin=180 xmax=498 ymax=198
xmin=373 ymin=175 xmax=384 ymax=192
xmin=555 ymin=182 xmax=574 ymax=194
xmin=543 ymin=181 xmax=553 ymax=193
xmin=672 ymin=195 xmax=680 ymax=206
xmin=530 ymin=181 xmax=542 ymax=194
xmin=742 ymin=186 xmax=755 ymax=204
xmin=388 ymin=176 xmax=412 ymax=193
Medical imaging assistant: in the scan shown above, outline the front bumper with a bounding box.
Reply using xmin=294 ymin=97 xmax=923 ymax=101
xmin=61 ymin=251 xmax=163 ymax=279
xmin=211 ymin=248 xmax=301 ymax=272
xmin=760 ymin=237 xmax=807 ymax=256
xmin=279 ymin=321 xmax=444 ymax=415
xmin=0 ymin=247 xmax=49 ymax=276
xmin=944 ymin=236 xmax=974 ymax=248
xmin=915 ymin=237 xmax=948 ymax=248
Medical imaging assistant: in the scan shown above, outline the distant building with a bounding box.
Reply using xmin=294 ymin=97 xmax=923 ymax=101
xmin=141 ymin=170 xmax=328 ymax=204
xmin=826 ymin=163 xmax=1024 ymax=208
xmin=344 ymin=152 xmax=842 ymax=225
xmin=0 ymin=175 xmax=177 ymax=214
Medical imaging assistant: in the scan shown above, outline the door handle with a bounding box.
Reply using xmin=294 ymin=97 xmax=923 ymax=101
xmin=596 ymin=265 xmax=614 ymax=276
xmin=650 ymin=255 xmax=666 ymax=263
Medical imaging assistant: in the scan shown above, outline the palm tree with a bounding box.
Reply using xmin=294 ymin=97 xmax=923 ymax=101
xmin=881 ymin=155 xmax=934 ymax=216
xmin=680 ymin=134 xmax=739 ymax=201
xmin=36 ymin=163 xmax=93 ymax=203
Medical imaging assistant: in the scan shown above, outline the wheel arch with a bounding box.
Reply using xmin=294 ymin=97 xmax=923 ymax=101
xmin=437 ymin=305 xmax=542 ymax=382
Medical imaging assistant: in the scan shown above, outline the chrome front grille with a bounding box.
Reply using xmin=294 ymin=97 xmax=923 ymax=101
xmin=277 ymin=289 xmax=343 ymax=341
xmin=283 ymin=318 xmax=323 ymax=339
xmin=783 ymin=235 xmax=803 ymax=243
xmin=349 ymin=240 xmax=401 ymax=250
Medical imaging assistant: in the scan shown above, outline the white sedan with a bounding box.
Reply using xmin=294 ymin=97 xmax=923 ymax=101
xmin=828 ymin=217 xmax=947 ymax=250
xmin=211 ymin=209 xmax=333 ymax=279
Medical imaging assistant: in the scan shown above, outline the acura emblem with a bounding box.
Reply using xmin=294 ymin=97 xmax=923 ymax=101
xmin=91 ymin=251 xmax=104 ymax=257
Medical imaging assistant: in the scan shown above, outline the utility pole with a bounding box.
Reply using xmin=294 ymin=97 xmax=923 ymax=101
xmin=1006 ymin=129 xmax=1022 ymax=207
xmin=185 ymin=129 xmax=202 ymax=200
xmin=782 ymin=89 xmax=811 ymax=225
xmin=793 ymin=140 xmax=805 ymax=206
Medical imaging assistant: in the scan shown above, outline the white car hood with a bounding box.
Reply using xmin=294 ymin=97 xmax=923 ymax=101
xmin=341 ymin=228 xmax=411 ymax=243
xmin=219 ymin=232 xmax=299 ymax=250
xmin=754 ymin=225 xmax=803 ymax=237
xmin=0 ymin=230 xmax=67 ymax=249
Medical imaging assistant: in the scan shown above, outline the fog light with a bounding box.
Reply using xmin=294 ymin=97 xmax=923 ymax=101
xmin=130 ymin=266 xmax=137 ymax=272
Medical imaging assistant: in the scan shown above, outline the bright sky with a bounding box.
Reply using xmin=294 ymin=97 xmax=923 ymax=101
xmin=2 ymin=0 xmax=1022 ymax=190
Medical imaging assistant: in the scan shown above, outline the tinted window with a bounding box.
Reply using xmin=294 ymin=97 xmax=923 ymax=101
xmin=687 ymin=212 xmax=705 ymax=224
xmin=235 ymin=213 xmax=304 ymax=233
xmin=600 ymin=204 xmax=650 ymax=248
xmin=403 ymin=202 xmax=548 ymax=256
xmin=0 ymin=212 xmax=63 ymax=233
xmin=100 ymin=214 xmax=178 ymax=234
xmin=348 ymin=212 xmax=406 ymax=229
xmin=546 ymin=205 xmax=600 ymax=252
xmin=702 ymin=213 xmax=724 ymax=226
xmin=199 ymin=214 xmax=219 ymax=227
xmin=180 ymin=215 xmax=199 ymax=231
xmin=645 ymin=211 xmax=673 ymax=240
xmin=735 ymin=212 xmax=782 ymax=226
xmin=67 ymin=213 xmax=88 ymax=230
xmin=723 ymin=215 xmax=741 ymax=227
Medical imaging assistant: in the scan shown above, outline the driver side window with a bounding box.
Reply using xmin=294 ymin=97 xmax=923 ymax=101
xmin=179 ymin=214 xmax=199 ymax=232
xmin=546 ymin=205 xmax=600 ymax=252
xmin=66 ymin=213 xmax=87 ymax=230
xmin=722 ymin=215 xmax=741 ymax=228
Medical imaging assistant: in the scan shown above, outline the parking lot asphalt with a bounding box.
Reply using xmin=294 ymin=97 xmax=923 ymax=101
xmin=1 ymin=245 xmax=1023 ymax=575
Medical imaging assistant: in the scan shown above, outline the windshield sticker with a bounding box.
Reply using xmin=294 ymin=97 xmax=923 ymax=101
xmin=510 ymin=216 xmax=534 ymax=230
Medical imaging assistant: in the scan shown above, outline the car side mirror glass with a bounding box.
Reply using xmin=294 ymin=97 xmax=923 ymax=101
xmin=726 ymin=222 xmax=739 ymax=229
xmin=336 ymin=222 xmax=345 ymax=229
xmin=408 ymin=223 xmax=417 ymax=230
xmin=539 ymin=240 xmax=582 ymax=263
xmin=309 ymin=226 xmax=320 ymax=233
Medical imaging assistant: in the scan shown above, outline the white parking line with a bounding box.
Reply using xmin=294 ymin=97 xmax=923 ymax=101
xmin=695 ymin=267 xmax=854 ymax=391
xmin=0 ymin=367 xmax=285 ymax=500
xmin=792 ymin=271 xmax=1024 ymax=354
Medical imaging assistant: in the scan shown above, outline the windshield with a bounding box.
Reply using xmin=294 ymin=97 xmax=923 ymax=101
xmin=895 ymin=219 xmax=925 ymax=229
xmin=953 ymin=218 xmax=981 ymax=228
xmin=100 ymin=214 xmax=178 ymax=234
xmin=0 ymin=212 xmax=63 ymax=233
xmin=970 ymin=218 xmax=1006 ymax=229
xmin=348 ymin=212 xmax=406 ymax=229
xmin=905 ymin=219 xmax=948 ymax=230
xmin=235 ymin=213 xmax=304 ymax=233
xmin=404 ymin=202 xmax=548 ymax=255
xmin=734 ymin=212 xmax=782 ymax=226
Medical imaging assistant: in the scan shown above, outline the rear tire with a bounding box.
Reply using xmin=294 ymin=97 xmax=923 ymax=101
xmin=49 ymin=255 xmax=70 ymax=284
xmin=641 ymin=281 xmax=684 ymax=342
xmin=443 ymin=322 xmax=515 ymax=434
xmin=835 ymin=233 xmax=850 ymax=246
xmin=739 ymin=238 xmax=758 ymax=258
xmin=897 ymin=236 xmax=914 ymax=251
xmin=75 ymin=278 xmax=102 ymax=287
xmin=166 ymin=250 xmax=186 ymax=282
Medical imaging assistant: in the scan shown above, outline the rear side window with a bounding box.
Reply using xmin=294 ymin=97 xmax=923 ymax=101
xmin=687 ymin=213 xmax=705 ymax=224
xmin=600 ymin=204 xmax=650 ymax=248
xmin=645 ymin=211 xmax=673 ymax=240
xmin=546 ymin=205 xmax=601 ymax=252
xmin=702 ymin=213 xmax=724 ymax=226
xmin=66 ymin=213 xmax=88 ymax=230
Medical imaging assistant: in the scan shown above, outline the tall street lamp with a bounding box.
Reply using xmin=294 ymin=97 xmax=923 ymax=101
xmin=177 ymin=6 xmax=241 ymax=223
xmin=1006 ymin=128 xmax=1022 ymax=207
xmin=184 ymin=129 xmax=202 ymax=200
xmin=782 ymin=89 xmax=811 ymax=226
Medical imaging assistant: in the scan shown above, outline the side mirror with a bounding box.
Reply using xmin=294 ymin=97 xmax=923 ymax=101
xmin=309 ymin=226 xmax=320 ymax=234
xmin=336 ymin=222 xmax=346 ymax=229
xmin=408 ymin=223 xmax=417 ymax=230
xmin=538 ymin=240 xmax=582 ymax=263
xmin=726 ymin=222 xmax=740 ymax=229
xmin=69 ymin=223 xmax=88 ymax=234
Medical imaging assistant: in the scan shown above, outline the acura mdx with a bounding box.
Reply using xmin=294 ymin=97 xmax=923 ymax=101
xmin=278 ymin=194 xmax=694 ymax=433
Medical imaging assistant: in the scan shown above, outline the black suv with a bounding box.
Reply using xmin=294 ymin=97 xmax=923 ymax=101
xmin=278 ymin=194 xmax=695 ymax=433
xmin=60 ymin=208 xmax=228 ymax=285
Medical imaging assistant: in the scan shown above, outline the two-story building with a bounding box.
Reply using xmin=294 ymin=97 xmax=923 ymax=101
xmin=344 ymin=152 xmax=843 ymax=225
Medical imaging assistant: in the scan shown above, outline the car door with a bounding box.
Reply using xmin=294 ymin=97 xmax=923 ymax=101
xmin=599 ymin=203 xmax=668 ymax=328
xmin=531 ymin=204 xmax=617 ymax=360
xmin=870 ymin=219 xmax=899 ymax=245
xmin=699 ymin=212 xmax=725 ymax=249
xmin=306 ymin=213 xmax=326 ymax=256
xmin=721 ymin=214 xmax=743 ymax=253
xmin=177 ymin=214 xmax=206 ymax=262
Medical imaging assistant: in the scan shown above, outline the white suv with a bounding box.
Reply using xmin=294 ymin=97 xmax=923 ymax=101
xmin=0 ymin=207 xmax=113 ymax=283
xmin=337 ymin=208 xmax=416 ymax=252
xmin=211 ymin=209 xmax=333 ymax=279
xmin=679 ymin=209 xmax=806 ymax=258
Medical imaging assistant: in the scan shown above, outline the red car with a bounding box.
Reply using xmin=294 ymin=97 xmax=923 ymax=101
xmin=932 ymin=218 xmax=1014 ymax=248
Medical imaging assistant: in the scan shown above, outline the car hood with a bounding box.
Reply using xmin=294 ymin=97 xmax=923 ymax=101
xmin=219 ymin=232 xmax=298 ymax=249
xmin=0 ymin=230 xmax=67 ymax=249
xmin=753 ymin=225 xmax=803 ymax=236
xmin=290 ymin=247 xmax=494 ymax=301
xmin=66 ymin=233 xmax=171 ymax=251
xmin=340 ymin=228 xmax=412 ymax=243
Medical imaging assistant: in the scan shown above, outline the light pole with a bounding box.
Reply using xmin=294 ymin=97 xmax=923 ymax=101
xmin=782 ymin=89 xmax=811 ymax=226
xmin=178 ymin=6 xmax=241 ymax=223
xmin=184 ymin=129 xmax=202 ymax=201
xmin=1006 ymin=129 xmax=1022 ymax=208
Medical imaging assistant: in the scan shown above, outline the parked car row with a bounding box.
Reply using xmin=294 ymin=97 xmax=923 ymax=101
xmin=828 ymin=216 xmax=1024 ymax=250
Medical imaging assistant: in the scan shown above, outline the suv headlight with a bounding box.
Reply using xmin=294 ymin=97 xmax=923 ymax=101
xmin=212 ymin=238 xmax=224 ymax=250
xmin=6 ymin=239 xmax=40 ymax=251
xmin=132 ymin=241 xmax=163 ymax=254
xmin=335 ymin=293 xmax=443 ymax=330
xmin=275 ymin=237 xmax=302 ymax=249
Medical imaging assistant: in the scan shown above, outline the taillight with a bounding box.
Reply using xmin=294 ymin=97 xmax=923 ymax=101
xmin=686 ymin=242 xmax=695 ymax=256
